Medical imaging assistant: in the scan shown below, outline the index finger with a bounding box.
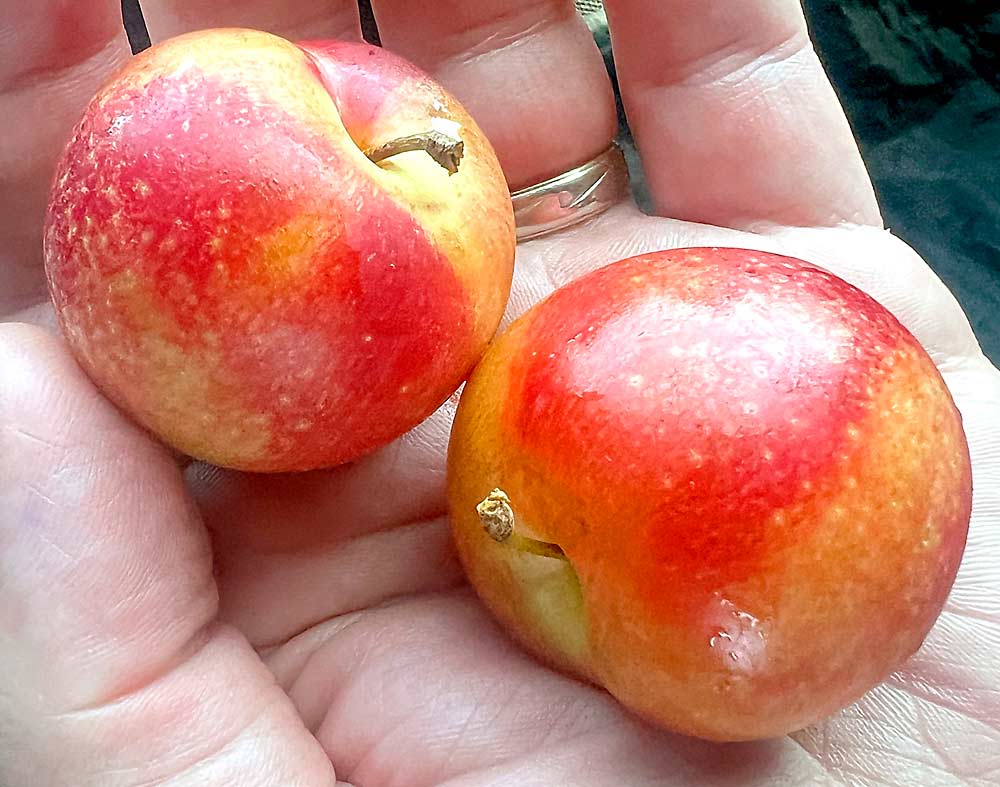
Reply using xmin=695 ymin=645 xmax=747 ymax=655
xmin=603 ymin=0 xmax=882 ymax=229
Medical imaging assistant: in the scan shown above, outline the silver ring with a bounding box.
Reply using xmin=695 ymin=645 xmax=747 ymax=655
xmin=512 ymin=143 xmax=631 ymax=242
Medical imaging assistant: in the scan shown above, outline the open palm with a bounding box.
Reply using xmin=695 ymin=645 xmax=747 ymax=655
xmin=2 ymin=2 xmax=998 ymax=785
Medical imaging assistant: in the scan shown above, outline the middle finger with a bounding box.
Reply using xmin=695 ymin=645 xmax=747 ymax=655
xmin=141 ymin=0 xmax=363 ymax=43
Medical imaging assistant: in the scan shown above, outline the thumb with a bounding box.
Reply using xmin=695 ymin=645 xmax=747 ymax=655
xmin=0 ymin=323 xmax=335 ymax=785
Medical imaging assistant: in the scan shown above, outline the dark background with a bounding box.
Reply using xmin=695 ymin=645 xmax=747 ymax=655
xmin=125 ymin=0 xmax=1000 ymax=362
xmin=805 ymin=0 xmax=999 ymax=363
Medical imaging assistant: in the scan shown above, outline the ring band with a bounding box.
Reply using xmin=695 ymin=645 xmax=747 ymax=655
xmin=511 ymin=143 xmax=631 ymax=242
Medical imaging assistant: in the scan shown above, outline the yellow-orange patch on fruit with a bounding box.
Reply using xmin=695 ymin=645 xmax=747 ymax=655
xmin=65 ymin=269 xmax=274 ymax=466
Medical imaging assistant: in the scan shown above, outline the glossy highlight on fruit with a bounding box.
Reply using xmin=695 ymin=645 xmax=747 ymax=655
xmin=44 ymin=29 xmax=515 ymax=471
xmin=447 ymin=247 xmax=972 ymax=741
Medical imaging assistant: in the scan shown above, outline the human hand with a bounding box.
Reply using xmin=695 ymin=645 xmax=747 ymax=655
xmin=2 ymin=1 xmax=998 ymax=785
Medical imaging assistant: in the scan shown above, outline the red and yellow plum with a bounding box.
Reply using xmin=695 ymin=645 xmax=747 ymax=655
xmin=44 ymin=29 xmax=514 ymax=471
xmin=447 ymin=247 xmax=971 ymax=741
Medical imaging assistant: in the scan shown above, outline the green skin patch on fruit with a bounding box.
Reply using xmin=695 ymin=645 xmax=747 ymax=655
xmin=476 ymin=488 xmax=589 ymax=670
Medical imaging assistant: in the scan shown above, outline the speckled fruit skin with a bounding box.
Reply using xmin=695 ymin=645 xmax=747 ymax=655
xmin=447 ymin=248 xmax=972 ymax=741
xmin=44 ymin=29 xmax=515 ymax=472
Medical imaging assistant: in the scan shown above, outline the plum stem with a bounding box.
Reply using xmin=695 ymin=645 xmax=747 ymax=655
xmin=476 ymin=489 xmax=566 ymax=560
xmin=365 ymin=131 xmax=464 ymax=175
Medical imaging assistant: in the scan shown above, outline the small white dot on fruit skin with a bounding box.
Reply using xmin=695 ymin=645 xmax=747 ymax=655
xmin=363 ymin=334 xmax=373 ymax=343
xmin=628 ymin=374 xmax=644 ymax=387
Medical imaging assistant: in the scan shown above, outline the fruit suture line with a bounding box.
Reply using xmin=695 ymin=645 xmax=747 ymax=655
xmin=476 ymin=488 xmax=567 ymax=560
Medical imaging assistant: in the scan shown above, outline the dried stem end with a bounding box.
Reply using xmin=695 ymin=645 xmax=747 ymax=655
xmin=365 ymin=130 xmax=464 ymax=174
xmin=478 ymin=488 xmax=515 ymax=542
xmin=476 ymin=488 xmax=566 ymax=560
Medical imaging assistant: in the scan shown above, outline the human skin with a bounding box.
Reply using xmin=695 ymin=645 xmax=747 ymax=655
xmin=1 ymin=1 xmax=998 ymax=785
xmin=43 ymin=29 xmax=515 ymax=471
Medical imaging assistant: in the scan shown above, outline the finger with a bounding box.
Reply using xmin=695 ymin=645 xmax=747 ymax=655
xmin=603 ymin=0 xmax=882 ymax=229
xmin=370 ymin=0 xmax=618 ymax=188
xmin=0 ymin=323 xmax=334 ymax=784
xmin=0 ymin=1 xmax=130 ymax=316
xmin=141 ymin=0 xmax=361 ymax=42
